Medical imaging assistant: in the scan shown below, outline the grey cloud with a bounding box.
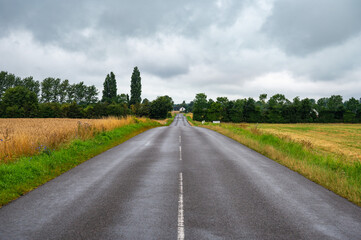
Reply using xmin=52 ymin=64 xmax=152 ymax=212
xmin=289 ymin=33 xmax=361 ymax=81
xmin=92 ymin=0 xmax=246 ymax=38
xmin=262 ymin=0 xmax=361 ymax=56
xmin=0 ymin=0 xmax=97 ymax=52
xmin=142 ymin=64 xmax=189 ymax=78
xmin=0 ymin=0 xmax=246 ymax=51
xmin=1 ymin=0 xmax=361 ymax=103
xmin=0 ymin=1 xmax=85 ymax=36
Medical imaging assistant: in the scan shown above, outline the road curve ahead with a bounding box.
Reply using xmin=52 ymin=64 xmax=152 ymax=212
xmin=0 ymin=114 xmax=361 ymax=239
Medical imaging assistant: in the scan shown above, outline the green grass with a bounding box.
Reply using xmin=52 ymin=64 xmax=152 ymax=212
xmin=165 ymin=114 xmax=175 ymax=126
xmin=0 ymin=120 xmax=160 ymax=207
xmin=186 ymin=115 xmax=196 ymax=126
xmin=196 ymin=121 xmax=361 ymax=207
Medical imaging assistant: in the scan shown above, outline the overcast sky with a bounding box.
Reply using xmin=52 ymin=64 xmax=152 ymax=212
xmin=0 ymin=0 xmax=360 ymax=103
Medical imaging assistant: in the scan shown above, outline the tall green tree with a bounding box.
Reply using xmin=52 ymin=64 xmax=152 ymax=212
xmin=0 ymin=72 xmax=40 ymax=99
xmin=193 ymin=93 xmax=208 ymax=121
xmin=329 ymin=95 xmax=345 ymax=122
xmin=102 ymin=72 xmax=117 ymax=103
xmin=67 ymin=84 xmax=76 ymax=103
xmin=216 ymin=97 xmax=230 ymax=122
xmin=300 ymin=98 xmax=314 ymax=122
xmin=267 ymin=94 xmax=288 ymax=123
xmin=345 ymin=97 xmax=360 ymax=114
xmin=327 ymin=95 xmax=344 ymax=112
xmin=58 ymin=79 xmax=70 ymax=103
xmin=4 ymin=73 xmax=16 ymax=88
xmin=257 ymin=94 xmax=268 ymax=121
xmin=347 ymin=98 xmax=361 ymax=123
xmin=130 ymin=66 xmax=142 ymax=105
xmin=244 ymin=97 xmax=260 ymax=123
xmin=85 ymin=85 xmax=99 ymax=104
xmin=0 ymin=72 xmax=17 ymax=98
xmin=41 ymin=77 xmax=60 ymax=103
xmin=21 ymin=76 xmax=40 ymax=97
xmin=1 ymin=86 xmax=39 ymax=117
xmin=229 ymin=99 xmax=245 ymax=122
xmin=0 ymin=71 xmax=9 ymax=99
xmin=74 ymin=82 xmax=86 ymax=104
xmin=206 ymin=99 xmax=222 ymax=121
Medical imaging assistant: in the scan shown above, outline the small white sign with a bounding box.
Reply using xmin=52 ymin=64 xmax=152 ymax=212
xmin=213 ymin=121 xmax=220 ymax=124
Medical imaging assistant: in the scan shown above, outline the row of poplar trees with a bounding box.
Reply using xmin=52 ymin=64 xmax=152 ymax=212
xmin=101 ymin=67 xmax=173 ymax=119
xmin=102 ymin=67 xmax=141 ymax=105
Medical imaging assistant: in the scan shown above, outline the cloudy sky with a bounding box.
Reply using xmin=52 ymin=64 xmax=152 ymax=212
xmin=0 ymin=0 xmax=360 ymax=103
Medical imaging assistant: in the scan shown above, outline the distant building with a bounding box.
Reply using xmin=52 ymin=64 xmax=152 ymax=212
xmin=179 ymin=107 xmax=186 ymax=112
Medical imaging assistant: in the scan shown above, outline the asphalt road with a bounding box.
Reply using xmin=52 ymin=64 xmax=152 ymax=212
xmin=1 ymin=114 xmax=361 ymax=240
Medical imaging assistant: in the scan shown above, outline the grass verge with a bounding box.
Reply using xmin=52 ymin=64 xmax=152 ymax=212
xmin=0 ymin=119 xmax=160 ymax=207
xmin=152 ymin=113 xmax=175 ymax=126
xmin=165 ymin=114 xmax=175 ymax=126
xmin=196 ymin=121 xmax=361 ymax=207
xmin=185 ymin=113 xmax=195 ymax=126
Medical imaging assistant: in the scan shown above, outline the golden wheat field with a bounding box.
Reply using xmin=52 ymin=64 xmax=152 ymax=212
xmin=0 ymin=117 xmax=143 ymax=162
xmin=255 ymin=123 xmax=361 ymax=162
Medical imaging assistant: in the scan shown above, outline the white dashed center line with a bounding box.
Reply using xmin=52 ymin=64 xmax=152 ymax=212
xmin=178 ymin=172 xmax=184 ymax=240
xmin=179 ymin=135 xmax=182 ymax=161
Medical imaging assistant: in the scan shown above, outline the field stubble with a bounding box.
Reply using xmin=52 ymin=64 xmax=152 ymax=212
xmin=0 ymin=117 xmax=144 ymax=162
xmin=257 ymin=123 xmax=361 ymax=162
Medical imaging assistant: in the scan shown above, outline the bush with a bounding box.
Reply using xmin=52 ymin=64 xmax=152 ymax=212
xmin=1 ymin=86 xmax=39 ymax=118
xmin=150 ymin=95 xmax=173 ymax=119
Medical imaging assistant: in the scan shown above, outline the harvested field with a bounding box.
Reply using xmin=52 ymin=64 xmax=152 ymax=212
xmin=256 ymin=123 xmax=361 ymax=162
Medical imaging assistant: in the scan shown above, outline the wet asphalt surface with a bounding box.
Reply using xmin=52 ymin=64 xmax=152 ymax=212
xmin=0 ymin=114 xmax=361 ymax=239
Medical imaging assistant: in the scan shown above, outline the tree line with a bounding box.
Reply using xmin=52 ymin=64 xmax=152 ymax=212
xmin=0 ymin=67 xmax=173 ymax=119
xmin=191 ymin=93 xmax=361 ymax=123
